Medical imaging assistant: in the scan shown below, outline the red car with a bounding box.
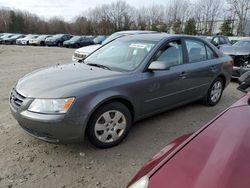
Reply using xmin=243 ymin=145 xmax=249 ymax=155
xmin=127 ymin=72 xmax=250 ymax=188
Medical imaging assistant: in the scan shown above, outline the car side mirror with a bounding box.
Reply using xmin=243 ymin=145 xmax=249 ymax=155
xmin=148 ymin=61 xmax=170 ymax=71
xmin=238 ymin=71 xmax=250 ymax=93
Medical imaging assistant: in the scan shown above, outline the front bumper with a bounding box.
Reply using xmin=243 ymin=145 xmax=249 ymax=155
xmin=9 ymin=91 xmax=87 ymax=143
xmin=64 ymin=43 xmax=77 ymax=48
xmin=18 ymin=40 xmax=29 ymax=45
xmin=45 ymin=41 xmax=56 ymax=46
xmin=2 ymin=40 xmax=14 ymax=44
xmin=29 ymin=41 xmax=39 ymax=46
xmin=232 ymin=66 xmax=250 ymax=78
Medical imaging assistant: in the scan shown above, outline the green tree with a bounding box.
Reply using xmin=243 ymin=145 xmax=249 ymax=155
xmin=220 ymin=19 xmax=233 ymax=36
xmin=172 ymin=19 xmax=182 ymax=34
xmin=184 ymin=18 xmax=197 ymax=35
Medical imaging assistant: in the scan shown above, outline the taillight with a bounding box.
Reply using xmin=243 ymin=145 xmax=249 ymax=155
xmin=224 ymin=60 xmax=234 ymax=66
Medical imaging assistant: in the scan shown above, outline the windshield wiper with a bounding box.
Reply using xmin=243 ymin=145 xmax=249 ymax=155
xmin=86 ymin=63 xmax=111 ymax=70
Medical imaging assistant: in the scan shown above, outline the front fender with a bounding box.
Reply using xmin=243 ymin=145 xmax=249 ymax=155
xmin=76 ymin=90 xmax=135 ymax=136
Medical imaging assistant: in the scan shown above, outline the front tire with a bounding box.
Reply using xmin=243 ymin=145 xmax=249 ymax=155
xmin=87 ymin=102 xmax=132 ymax=148
xmin=57 ymin=42 xmax=62 ymax=47
xmin=203 ymin=77 xmax=224 ymax=106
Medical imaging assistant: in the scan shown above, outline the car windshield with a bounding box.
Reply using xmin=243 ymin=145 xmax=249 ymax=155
xmin=31 ymin=35 xmax=39 ymax=39
xmin=84 ymin=40 xmax=156 ymax=71
xmin=102 ymin=33 xmax=128 ymax=45
xmin=69 ymin=36 xmax=82 ymax=41
xmin=11 ymin=35 xmax=22 ymax=39
xmin=54 ymin=34 xmax=64 ymax=38
xmin=233 ymin=40 xmax=250 ymax=47
xmin=35 ymin=35 xmax=44 ymax=40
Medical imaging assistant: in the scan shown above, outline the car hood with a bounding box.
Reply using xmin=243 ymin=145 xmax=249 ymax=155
xmin=45 ymin=37 xmax=57 ymax=41
xmin=221 ymin=46 xmax=250 ymax=55
xmin=19 ymin=38 xmax=29 ymax=41
xmin=75 ymin=44 xmax=102 ymax=54
xmin=147 ymin=95 xmax=250 ymax=188
xmin=16 ymin=63 xmax=123 ymax=98
xmin=64 ymin=40 xmax=75 ymax=44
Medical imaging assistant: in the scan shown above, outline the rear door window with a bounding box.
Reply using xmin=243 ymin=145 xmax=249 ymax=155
xmin=206 ymin=46 xmax=217 ymax=60
xmin=185 ymin=40 xmax=207 ymax=63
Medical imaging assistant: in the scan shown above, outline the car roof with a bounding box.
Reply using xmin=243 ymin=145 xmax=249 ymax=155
xmin=148 ymin=94 xmax=250 ymax=188
xmin=116 ymin=33 xmax=202 ymax=42
xmin=115 ymin=30 xmax=158 ymax=34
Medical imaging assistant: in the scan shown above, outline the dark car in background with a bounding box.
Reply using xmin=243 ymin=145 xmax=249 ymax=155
xmin=127 ymin=72 xmax=250 ymax=188
xmin=93 ymin=35 xmax=106 ymax=44
xmin=29 ymin=35 xmax=51 ymax=46
xmin=0 ymin=33 xmax=14 ymax=44
xmin=45 ymin=34 xmax=72 ymax=47
xmin=9 ymin=34 xmax=232 ymax=148
xmin=3 ymin=34 xmax=26 ymax=44
xmin=221 ymin=39 xmax=250 ymax=78
xmin=63 ymin=36 xmax=93 ymax=48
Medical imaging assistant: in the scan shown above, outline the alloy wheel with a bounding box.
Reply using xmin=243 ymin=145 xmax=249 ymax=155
xmin=94 ymin=110 xmax=126 ymax=143
xmin=210 ymin=81 xmax=223 ymax=103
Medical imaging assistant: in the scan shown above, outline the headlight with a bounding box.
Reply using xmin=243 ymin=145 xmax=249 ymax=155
xmin=128 ymin=176 xmax=149 ymax=188
xmin=28 ymin=98 xmax=75 ymax=114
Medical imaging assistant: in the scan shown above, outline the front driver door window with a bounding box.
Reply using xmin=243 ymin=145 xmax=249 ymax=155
xmin=153 ymin=41 xmax=183 ymax=67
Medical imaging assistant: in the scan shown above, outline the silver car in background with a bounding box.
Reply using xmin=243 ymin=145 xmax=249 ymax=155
xmin=16 ymin=34 xmax=39 ymax=45
xmin=29 ymin=35 xmax=52 ymax=46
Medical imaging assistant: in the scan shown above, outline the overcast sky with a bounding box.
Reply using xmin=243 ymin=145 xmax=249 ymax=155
xmin=0 ymin=0 xmax=170 ymax=21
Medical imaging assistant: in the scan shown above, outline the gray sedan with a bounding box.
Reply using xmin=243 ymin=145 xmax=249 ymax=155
xmin=9 ymin=34 xmax=233 ymax=148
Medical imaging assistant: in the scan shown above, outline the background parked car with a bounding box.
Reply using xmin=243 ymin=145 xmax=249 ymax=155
xmin=0 ymin=33 xmax=14 ymax=44
xmin=93 ymin=35 xmax=106 ymax=44
xmin=2 ymin=34 xmax=26 ymax=44
xmin=221 ymin=39 xmax=250 ymax=78
xmin=16 ymin=34 xmax=38 ymax=45
xmin=45 ymin=34 xmax=72 ymax=47
xmin=127 ymin=72 xmax=250 ymax=188
xmin=72 ymin=30 xmax=158 ymax=61
xmin=63 ymin=36 xmax=93 ymax=48
xmin=29 ymin=35 xmax=51 ymax=46
xmin=210 ymin=34 xmax=231 ymax=49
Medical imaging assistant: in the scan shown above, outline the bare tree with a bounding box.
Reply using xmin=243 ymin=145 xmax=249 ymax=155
xmin=227 ymin=0 xmax=250 ymax=35
xmin=165 ymin=0 xmax=191 ymax=33
xmin=195 ymin=0 xmax=223 ymax=34
xmin=0 ymin=9 xmax=10 ymax=32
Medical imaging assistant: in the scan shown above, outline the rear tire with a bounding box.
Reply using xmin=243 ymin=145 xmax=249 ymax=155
xmin=87 ymin=102 xmax=132 ymax=148
xmin=203 ymin=77 xmax=224 ymax=106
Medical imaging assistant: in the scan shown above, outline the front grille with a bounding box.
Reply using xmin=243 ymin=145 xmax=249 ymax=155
xmin=10 ymin=89 xmax=26 ymax=109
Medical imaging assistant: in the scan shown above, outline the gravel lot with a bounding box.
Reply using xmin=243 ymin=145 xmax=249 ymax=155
xmin=0 ymin=45 xmax=244 ymax=188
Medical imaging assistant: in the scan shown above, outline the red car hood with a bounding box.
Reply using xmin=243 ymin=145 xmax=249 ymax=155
xmin=149 ymin=93 xmax=250 ymax=188
xmin=128 ymin=93 xmax=250 ymax=188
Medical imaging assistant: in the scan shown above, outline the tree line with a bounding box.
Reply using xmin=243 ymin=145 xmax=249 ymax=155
xmin=0 ymin=0 xmax=250 ymax=36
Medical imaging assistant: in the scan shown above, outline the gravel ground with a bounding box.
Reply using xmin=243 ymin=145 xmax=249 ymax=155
xmin=0 ymin=45 xmax=244 ymax=188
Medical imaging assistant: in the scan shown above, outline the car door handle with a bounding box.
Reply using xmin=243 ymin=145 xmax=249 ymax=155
xmin=210 ymin=65 xmax=218 ymax=72
xmin=179 ymin=72 xmax=188 ymax=79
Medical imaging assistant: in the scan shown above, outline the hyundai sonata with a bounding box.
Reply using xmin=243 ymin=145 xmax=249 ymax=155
xmin=9 ymin=34 xmax=233 ymax=148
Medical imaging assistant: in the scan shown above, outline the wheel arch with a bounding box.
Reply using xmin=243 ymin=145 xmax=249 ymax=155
xmin=217 ymin=74 xmax=226 ymax=89
xmin=84 ymin=95 xmax=135 ymax=135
